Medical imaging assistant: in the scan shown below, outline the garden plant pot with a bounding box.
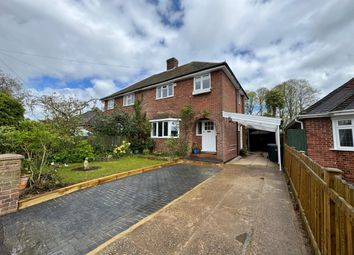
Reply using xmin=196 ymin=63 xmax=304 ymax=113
xmin=19 ymin=175 xmax=29 ymax=190
xmin=193 ymin=148 xmax=199 ymax=154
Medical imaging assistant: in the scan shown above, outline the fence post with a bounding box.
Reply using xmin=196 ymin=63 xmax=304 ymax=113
xmin=323 ymin=167 xmax=343 ymax=255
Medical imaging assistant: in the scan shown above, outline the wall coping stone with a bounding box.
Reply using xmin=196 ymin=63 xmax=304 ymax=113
xmin=0 ymin=154 xmax=24 ymax=161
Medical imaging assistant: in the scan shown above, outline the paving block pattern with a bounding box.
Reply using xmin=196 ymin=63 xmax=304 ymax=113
xmin=0 ymin=164 xmax=220 ymax=255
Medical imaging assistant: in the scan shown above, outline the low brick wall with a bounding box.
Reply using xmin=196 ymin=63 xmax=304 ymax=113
xmin=0 ymin=154 xmax=23 ymax=216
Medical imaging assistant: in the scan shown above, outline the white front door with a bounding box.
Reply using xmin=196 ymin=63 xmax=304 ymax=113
xmin=202 ymin=121 xmax=216 ymax=152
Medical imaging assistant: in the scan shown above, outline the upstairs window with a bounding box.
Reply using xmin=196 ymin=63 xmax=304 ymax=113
xmin=123 ymin=93 xmax=135 ymax=106
xmin=332 ymin=116 xmax=354 ymax=150
xmin=107 ymin=99 xmax=114 ymax=110
xmin=150 ymin=119 xmax=180 ymax=138
xmin=156 ymin=84 xmax=174 ymax=99
xmin=193 ymin=73 xmax=211 ymax=95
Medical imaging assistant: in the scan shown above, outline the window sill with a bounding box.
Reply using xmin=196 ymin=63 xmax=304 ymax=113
xmin=156 ymin=95 xmax=174 ymax=100
xmin=192 ymin=89 xmax=211 ymax=95
xmin=330 ymin=148 xmax=354 ymax=152
xmin=151 ymin=137 xmax=179 ymax=139
xmin=123 ymin=104 xmax=134 ymax=107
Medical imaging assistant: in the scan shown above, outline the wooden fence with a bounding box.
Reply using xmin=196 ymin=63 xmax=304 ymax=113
xmin=284 ymin=145 xmax=354 ymax=255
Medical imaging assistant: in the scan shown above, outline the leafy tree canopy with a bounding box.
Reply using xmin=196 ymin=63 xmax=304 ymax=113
xmin=0 ymin=92 xmax=25 ymax=126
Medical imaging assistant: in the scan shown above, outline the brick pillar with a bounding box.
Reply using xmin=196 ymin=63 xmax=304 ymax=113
xmin=0 ymin=154 xmax=23 ymax=216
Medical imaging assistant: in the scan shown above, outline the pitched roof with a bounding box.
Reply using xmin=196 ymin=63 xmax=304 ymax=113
xmin=101 ymin=61 xmax=245 ymax=100
xmin=300 ymin=77 xmax=354 ymax=115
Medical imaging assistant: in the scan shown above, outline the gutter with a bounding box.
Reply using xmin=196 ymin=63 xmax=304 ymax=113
xmin=298 ymin=109 xmax=354 ymax=119
xmin=294 ymin=118 xmax=304 ymax=129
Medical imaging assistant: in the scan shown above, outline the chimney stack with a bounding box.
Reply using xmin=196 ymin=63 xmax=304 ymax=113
xmin=166 ymin=57 xmax=178 ymax=70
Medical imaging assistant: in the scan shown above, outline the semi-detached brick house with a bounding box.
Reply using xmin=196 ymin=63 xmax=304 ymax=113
xmin=101 ymin=58 xmax=247 ymax=162
xmin=294 ymin=77 xmax=354 ymax=181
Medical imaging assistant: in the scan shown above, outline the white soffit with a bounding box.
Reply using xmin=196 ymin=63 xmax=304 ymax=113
xmin=222 ymin=111 xmax=281 ymax=132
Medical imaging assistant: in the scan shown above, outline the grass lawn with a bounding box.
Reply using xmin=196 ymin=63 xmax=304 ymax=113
xmin=57 ymin=156 xmax=167 ymax=184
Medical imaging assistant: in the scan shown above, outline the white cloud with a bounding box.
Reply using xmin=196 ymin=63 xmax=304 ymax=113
xmin=1 ymin=0 xmax=354 ymax=117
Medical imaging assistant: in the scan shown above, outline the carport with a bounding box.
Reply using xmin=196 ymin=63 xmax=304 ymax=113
xmin=223 ymin=111 xmax=282 ymax=171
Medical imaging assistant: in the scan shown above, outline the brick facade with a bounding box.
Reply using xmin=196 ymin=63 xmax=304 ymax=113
xmin=304 ymin=118 xmax=354 ymax=181
xmin=0 ymin=154 xmax=23 ymax=216
xmin=104 ymin=70 xmax=244 ymax=162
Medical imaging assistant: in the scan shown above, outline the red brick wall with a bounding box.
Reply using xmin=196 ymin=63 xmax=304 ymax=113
xmin=304 ymin=118 xmax=354 ymax=181
xmin=0 ymin=154 xmax=22 ymax=216
xmin=104 ymin=70 xmax=244 ymax=161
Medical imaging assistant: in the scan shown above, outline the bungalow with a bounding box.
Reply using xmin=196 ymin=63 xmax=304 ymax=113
xmin=288 ymin=77 xmax=354 ymax=181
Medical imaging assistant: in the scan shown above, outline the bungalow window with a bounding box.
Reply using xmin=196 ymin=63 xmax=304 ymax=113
xmin=332 ymin=117 xmax=354 ymax=150
xmin=107 ymin=99 xmax=115 ymax=110
xmin=123 ymin=93 xmax=135 ymax=106
xmin=193 ymin=73 xmax=211 ymax=95
xmin=150 ymin=119 xmax=180 ymax=138
xmin=156 ymin=84 xmax=174 ymax=99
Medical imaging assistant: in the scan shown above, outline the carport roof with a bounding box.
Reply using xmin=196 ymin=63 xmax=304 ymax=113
xmin=222 ymin=111 xmax=281 ymax=132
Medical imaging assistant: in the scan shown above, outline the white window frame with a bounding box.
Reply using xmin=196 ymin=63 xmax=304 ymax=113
xmin=123 ymin=93 xmax=135 ymax=106
xmin=196 ymin=121 xmax=203 ymax=136
xmin=156 ymin=83 xmax=174 ymax=99
xmin=193 ymin=73 xmax=211 ymax=95
xmin=150 ymin=118 xmax=180 ymax=138
xmin=332 ymin=115 xmax=354 ymax=151
xmin=107 ymin=99 xmax=115 ymax=110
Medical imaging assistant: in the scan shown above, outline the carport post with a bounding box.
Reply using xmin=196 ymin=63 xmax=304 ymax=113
xmin=276 ymin=125 xmax=282 ymax=171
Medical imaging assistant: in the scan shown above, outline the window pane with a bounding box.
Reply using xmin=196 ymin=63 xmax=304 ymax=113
xmin=202 ymin=75 xmax=210 ymax=89
xmin=339 ymin=129 xmax=353 ymax=147
xmin=170 ymin=121 xmax=179 ymax=137
xmin=157 ymin=87 xmax=161 ymax=98
xmin=162 ymin=86 xmax=168 ymax=98
xmin=338 ymin=120 xmax=352 ymax=126
xmin=197 ymin=122 xmax=202 ymax=135
xmin=195 ymin=78 xmax=201 ymax=90
xmin=152 ymin=123 xmax=156 ymax=137
xmin=163 ymin=121 xmax=168 ymax=136
xmin=158 ymin=122 xmax=163 ymax=137
xmin=168 ymin=84 xmax=173 ymax=96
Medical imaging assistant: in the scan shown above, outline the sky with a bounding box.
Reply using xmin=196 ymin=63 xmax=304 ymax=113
xmin=0 ymin=0 xmax=353 ymax=119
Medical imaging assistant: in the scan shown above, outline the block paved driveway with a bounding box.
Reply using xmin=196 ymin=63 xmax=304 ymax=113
xmin=0 ymin=164 xmax=220 ymax=255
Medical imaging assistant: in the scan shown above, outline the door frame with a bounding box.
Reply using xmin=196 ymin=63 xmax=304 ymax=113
xmin=197 ymin=120 xmax=216 ymax=152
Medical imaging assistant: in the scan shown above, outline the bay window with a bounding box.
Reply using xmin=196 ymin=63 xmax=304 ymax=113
xmin=332 ymin=116 xmax=354 ymax=150
xmin=150 ymin=118 xmax=180 ymax=138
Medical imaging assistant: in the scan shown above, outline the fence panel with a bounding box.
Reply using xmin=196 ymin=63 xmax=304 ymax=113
xmin=284 ymin=145 xmax=354 ymax=255
xmin=287 ymin=129 xmax=307 ymax=153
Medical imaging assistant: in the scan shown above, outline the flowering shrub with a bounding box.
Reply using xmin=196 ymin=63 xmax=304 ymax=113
xmin=113 ymin=140 xmax=131 ymax=157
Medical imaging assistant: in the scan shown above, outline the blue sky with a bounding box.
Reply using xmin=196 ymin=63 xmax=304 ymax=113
xmin=0 ymin=0 xmax=353 ymax=118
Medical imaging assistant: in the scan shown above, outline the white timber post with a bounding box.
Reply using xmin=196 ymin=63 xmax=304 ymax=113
xmin=276 ymin=125 xmax=282 ymax=171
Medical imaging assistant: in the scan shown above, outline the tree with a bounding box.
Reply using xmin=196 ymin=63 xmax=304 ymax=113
xmin=0 ymin=92 xmax=25 ymax=126
xmin=274 ymin=79 xmax=318 ymax=125
xmin=92 ymin=108 xmax=130 ymax=137
xmin=126 ymin=99 xmax=153 ymax=152
xmin=30 ymin=93 xmax=95 ymax=135
xmin=265 ymin=88 xmax=285 ymax=117
xmin=0 ymin=71 xmax=23 ymax=99
xmin=245 ymin=91 xmax=257 ymax=115
xmin=256 ymin=87 xmax=268 ymax=115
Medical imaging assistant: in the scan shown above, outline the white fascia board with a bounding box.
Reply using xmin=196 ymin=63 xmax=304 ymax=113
xmin=223 ymin=111 xmax=281 ymax=125
xmin=298 ymin=109 xmax=354 ymax=119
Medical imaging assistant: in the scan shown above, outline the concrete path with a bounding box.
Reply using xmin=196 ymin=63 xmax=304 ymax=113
xmin=0 ymin=164 xmax=220 ymax=255
xmin=228 ymin=152 xmax=275 ymax=168
xmin=98 ymin=156 xmax=312 ymax=255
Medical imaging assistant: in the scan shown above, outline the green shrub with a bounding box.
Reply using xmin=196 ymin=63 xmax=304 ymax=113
xmin=52 ymin=139 xmax=94 ymax=163
xmin=165 ymin=138 xmax=189 ymax=157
